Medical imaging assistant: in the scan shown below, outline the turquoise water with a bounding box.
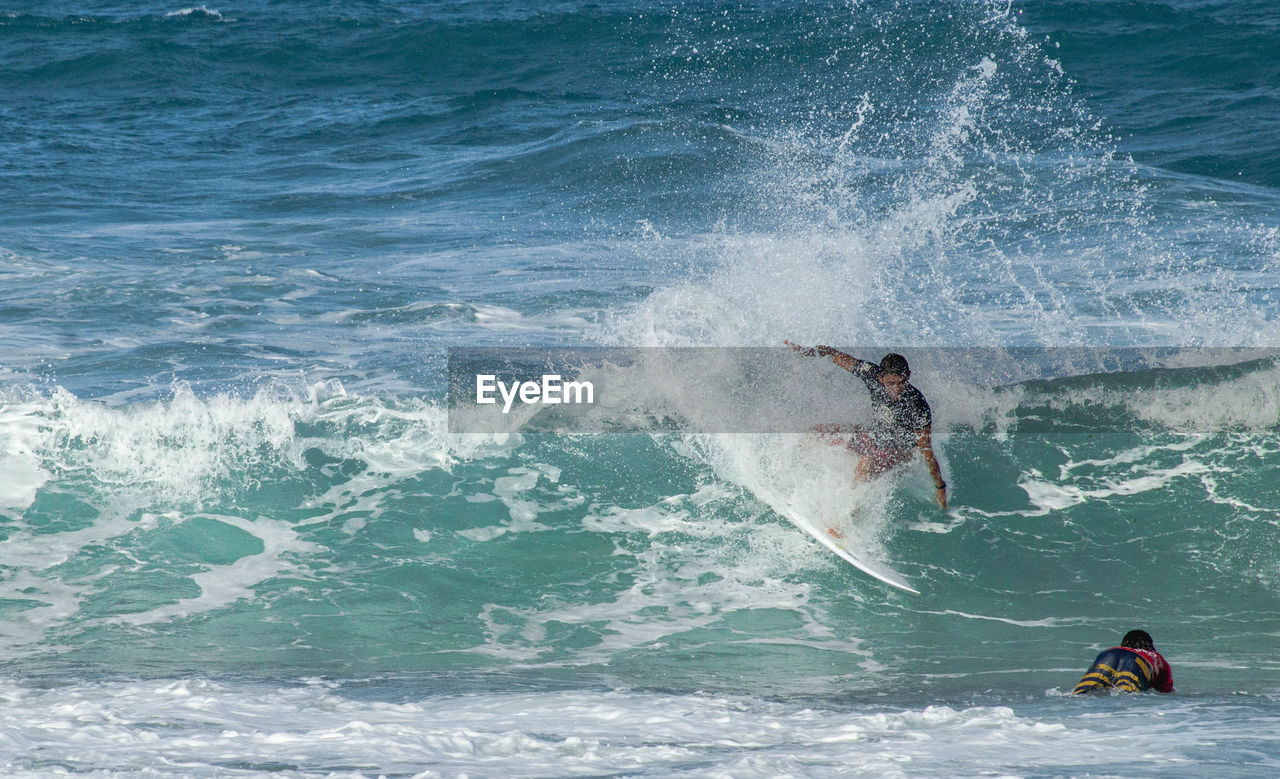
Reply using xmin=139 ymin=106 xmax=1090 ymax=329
xmin=3 ymin=1 xmax=1280 ymax=775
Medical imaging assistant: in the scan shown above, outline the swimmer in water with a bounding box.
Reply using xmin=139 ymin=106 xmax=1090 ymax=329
xmin=1073 ymin=629 xmax=1174 ymax=694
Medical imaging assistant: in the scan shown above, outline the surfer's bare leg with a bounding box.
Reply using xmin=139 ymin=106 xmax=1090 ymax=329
xmin=831 ymin=449 xmax=894 ymax=538
xmin=852 ymin=454 xmax=878 ymax=486
xmin=852 ymin=444 xmax=909 ymax=486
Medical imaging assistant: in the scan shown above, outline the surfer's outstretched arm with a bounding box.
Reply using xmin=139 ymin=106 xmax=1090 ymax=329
xmin=785 ymin=339 xmax=817 ymax=356
xmin=916 ymin=425 xmax=947 ymax=509
xmin=784 ymin=340 xmax=865 ymax=373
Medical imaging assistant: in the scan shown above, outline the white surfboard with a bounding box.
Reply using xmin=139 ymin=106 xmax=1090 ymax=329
xmin=783 ymin=511 xmax=919 ymax=594
xmin=733 ymin=437 xmax=918 ymax=594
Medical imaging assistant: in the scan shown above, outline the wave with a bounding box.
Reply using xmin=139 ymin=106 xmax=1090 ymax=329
xmin=992 ymin=352 xmax=1280 ymax=434
xmin=1 ymin=352 xmax=1276 ymax=681
xmin=3 ymin=0 xmax=1279 ymax=697
xmin=0 ymin=380 xmax=513 ymax=515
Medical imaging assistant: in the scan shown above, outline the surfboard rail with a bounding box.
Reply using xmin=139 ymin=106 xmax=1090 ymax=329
xmin=786 ymin=514 xmax=919 ymax=594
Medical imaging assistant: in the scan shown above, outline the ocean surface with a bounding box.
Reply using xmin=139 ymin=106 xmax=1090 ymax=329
xmin=3 ymin=0 xmax=1280 ymax=775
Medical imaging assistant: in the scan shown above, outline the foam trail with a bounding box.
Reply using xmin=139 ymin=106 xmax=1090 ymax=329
xmin=117 ymin=514 xmax=319 ymax=626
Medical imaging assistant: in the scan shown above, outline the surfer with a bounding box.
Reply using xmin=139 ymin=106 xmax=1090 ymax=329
xmin=786 ymin=342 xmax=947 ymax=509
xmin=1073 ymin=629 xmax=1174 ymax=695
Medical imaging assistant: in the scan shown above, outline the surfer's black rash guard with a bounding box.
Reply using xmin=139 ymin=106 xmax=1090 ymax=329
xmin=850 ymin=359 xmax=932 ymax=450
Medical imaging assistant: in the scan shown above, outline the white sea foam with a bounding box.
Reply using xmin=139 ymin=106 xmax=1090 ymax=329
xmin=1017 ymin=440 xmax=1215 ymax=516
xmin=678 ymin=431 xmax=909 ymax=566
xmin=471 ymin=485 xmax=848 ymax=667
xmin=164 ymin=6 xmax=224 ymax=20
xmin=457 ymin=463 xmax=579 ymax=541
xmin=0 ymin=382 xmax=514 ymax=514
xmin=118 ymin=514 xmax=319 ymax=626
xmin=0 ymin=398 xmax=51 ymax=513
xmin=1126 ymin=361 xmax=1280 ymax=431
xmin=0 ymin=678 xmax=1275 ymax=777
xmin=0 ymin=507 xmax=324 ymax=652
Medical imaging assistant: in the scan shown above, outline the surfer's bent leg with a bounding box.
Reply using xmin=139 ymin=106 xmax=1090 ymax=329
xmin=853 ymin=444 xmax=913 ymax=485
xmin=810 ymin=423 xmax=855 ymax=447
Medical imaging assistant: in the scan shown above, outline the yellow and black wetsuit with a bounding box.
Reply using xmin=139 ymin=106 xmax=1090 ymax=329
xmin=1073 ymin=646 xmax=1174 ymax=694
